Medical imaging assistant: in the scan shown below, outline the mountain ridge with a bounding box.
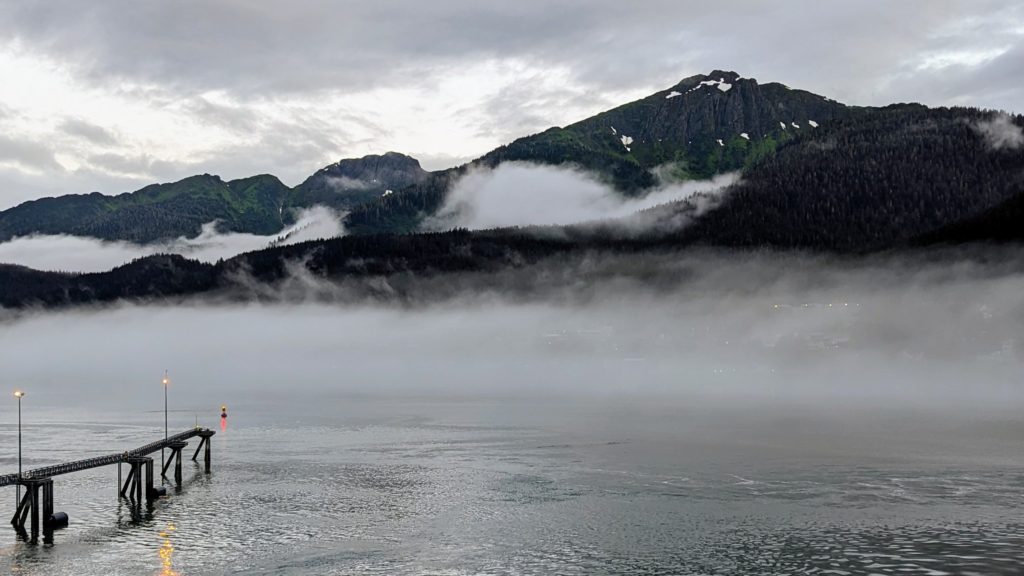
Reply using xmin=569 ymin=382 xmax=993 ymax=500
xmin=346 ymin=70 xmax=852 ymax=234
xmin=0 ymin=70 xmax=850 ymax=242
xmin=3 ymin=70 xmax=1024 ymax=311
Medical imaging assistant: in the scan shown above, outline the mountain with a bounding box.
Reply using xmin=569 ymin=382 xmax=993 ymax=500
xmin=5 ymin=100 xmax=1023 ymax=309
xmin=676 ymin=105 xmax=1024 ymax=251
xmin=4 ymin=70 xmax=1024 ymax=313
xmin=0 ymin=70 xmax=849 ymax=242
xmin=345 ymin=71 xmax=851 ymax=234
xmin=485 ymin=70 xmax=848 ymax=184
xmin=0 ymin=174 xmax=290 ymax=243
xmin=287 ymin=151 xmax=429 ymax=214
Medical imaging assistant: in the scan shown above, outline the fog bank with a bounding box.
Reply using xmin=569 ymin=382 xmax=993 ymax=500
xmin=1 ymin=252 xmax=1021 ymax=420
xmin=426 ymin=163 xmax=736 ymax=230
xmin=0 ymin=206 xmax=345 ymax=273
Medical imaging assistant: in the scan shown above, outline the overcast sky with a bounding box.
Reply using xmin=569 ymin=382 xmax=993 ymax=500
xmin=0 ymin=0 xmax=1021 ymax=209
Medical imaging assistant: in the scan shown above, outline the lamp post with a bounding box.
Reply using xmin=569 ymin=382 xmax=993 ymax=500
xmin=14 ymin=390 xmax=24 ymax=506
xmin=162 ymin=371 xmax=169 ymax=482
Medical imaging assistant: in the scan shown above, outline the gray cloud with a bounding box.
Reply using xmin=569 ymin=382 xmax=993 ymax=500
xmin=59 ymin=118 xmax=118 ymax=146
xmin=3 ymin=1 xmax=1017 ymax=105
xmin=0 ymin=134 xmax=61 ymax=172
xmin=85 ymin=152 xmax=183 ymax=180
xmin=0 ymin=0 xmax=1022 ymax=208
xmin=0 ymin=164 xmax=153 ymax=207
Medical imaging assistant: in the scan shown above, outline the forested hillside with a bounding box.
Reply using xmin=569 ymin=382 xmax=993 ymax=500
xmin=3 ymin=77 xmax=1024 ymax=310
xmin=679 ymin=106 xmax=1024 ymax=251
xmin=0 ymin=174 xmax=290 ymax=243
xmin=915 ymin=189 xmax=1024 ymax=245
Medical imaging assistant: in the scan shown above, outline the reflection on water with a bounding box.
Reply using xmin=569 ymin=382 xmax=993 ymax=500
xmin=0 ymin=400 xmax=1021 ymax=575
xmin=158 ymin=522 xmax=177 ymax=576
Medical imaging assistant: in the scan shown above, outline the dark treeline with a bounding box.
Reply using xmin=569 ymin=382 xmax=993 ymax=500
xmin=0 ymin=224 xmax=727 ymax=309
xmin=916 ymin=189 xmax=1024 ymax=245
xmin=0 ymin=255 xmax=217 ymax=308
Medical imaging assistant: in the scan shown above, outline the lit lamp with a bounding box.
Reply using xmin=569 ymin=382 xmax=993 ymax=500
xmin=14 ymin=390 xmax=24 ymax=506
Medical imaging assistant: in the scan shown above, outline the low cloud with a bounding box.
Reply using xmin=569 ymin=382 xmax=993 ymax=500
xmin=59 ymin=118 xmax=118 ymax=146
xmin=0 ymin=206 xmax=345 ymax=273
xmin=974 ymin=112 xmax=1024 ymax=150
xmin=325 ymin=175 xmax=373 ymax=191
xmin=425 ymin=162 xmax=737 ymax=231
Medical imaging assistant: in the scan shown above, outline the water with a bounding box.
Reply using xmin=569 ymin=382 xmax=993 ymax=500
xmin=0 ymin=398 xmax=1021 ymax=575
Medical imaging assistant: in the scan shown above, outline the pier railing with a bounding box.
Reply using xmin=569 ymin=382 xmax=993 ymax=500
xmin=0 ymin=428 xmax=209 ymax=486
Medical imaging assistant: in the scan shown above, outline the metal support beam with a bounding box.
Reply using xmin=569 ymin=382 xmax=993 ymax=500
xmin=122 ymin=458 xmax=149 ymax=504
xmin=120 ymin=466 xmax=136 ymax=499
xmin=29 ymin=482 xmax=38 ymax=543
xmin=191 ymin=436 xmax=207 ymax=462
xmin=144 ymin=458 xmax=154 ymax=505
xmin=12 ymin=479 xmax=50 ymax=544
xmin=18 ymin=488 xmax=30 ymax=528
xmin=135 ymin=462 xmax=142 ymax=504
xmin=161 ymin=441 xmax=188 ymax=486
xmin=42 ymin=479 xmax=53 ymax=543
xmin=202 ymin=432 xmax=213 ymax=474
xmin=191 ymin=431 xmax=213 ymax=474
xmin=10 ymin=489 xmax=29 ymax=526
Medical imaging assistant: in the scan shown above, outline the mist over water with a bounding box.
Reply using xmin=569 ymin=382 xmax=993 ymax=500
xmin=1 ymin=251 xmax=1023 ymax=574
xmin=1 ymin=250 xmax=1022 ymax=409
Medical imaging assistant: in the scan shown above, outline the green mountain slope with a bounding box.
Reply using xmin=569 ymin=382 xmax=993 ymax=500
xmin=0 ymin=174 xmax=290 ymax=243
xmin=345 ymin=70 xmax=851 ymax=234
xmin=0 ymin=70 xmax=851 ymax=242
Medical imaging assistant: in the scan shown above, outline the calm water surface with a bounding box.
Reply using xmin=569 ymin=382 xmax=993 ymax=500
xmin=0 ymin=398 xmax=1021 ymax=575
